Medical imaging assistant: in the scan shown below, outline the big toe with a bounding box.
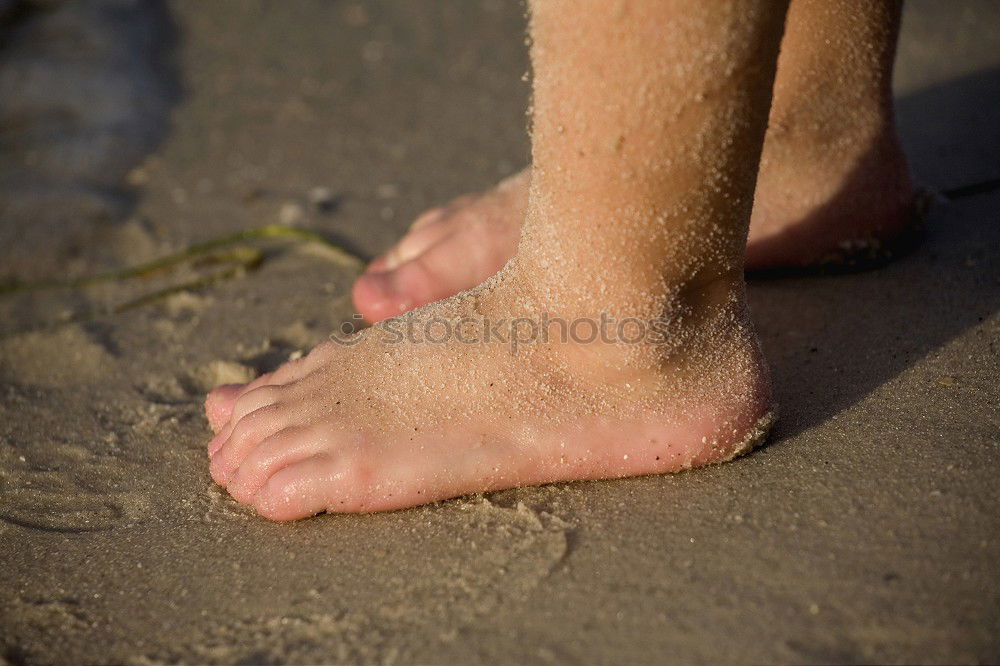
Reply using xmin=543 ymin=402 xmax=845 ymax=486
xmin=352 ymin=270 xmax=416 ymax=322
xmin=352 ymin=257 xmax=453 ymax=322
xmin=353 ymin=230 xmax=509 ymax=322
xmin=205 ymin=384 xmax=245 ymax=433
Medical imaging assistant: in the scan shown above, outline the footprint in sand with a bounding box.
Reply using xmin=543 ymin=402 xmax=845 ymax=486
xmin=0 ymin=327 xmax=150 ymax=532
xmin=0 ymin=375 xmax=153 ymax=533
xmin=0 ymin=424 xmax=152 ymax=533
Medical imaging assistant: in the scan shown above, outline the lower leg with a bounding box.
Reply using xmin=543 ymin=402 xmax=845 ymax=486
xmin=747 ymin=0 xmax=913 ymax=267
xmin=518 ymin=0 xmax=784 ymax=314
xmin=354 ymin=0 xmax=910 ymax=321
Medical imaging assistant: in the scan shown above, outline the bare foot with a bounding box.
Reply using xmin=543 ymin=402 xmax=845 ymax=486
xmin=206 ymin=262 xmax=772 ymax=520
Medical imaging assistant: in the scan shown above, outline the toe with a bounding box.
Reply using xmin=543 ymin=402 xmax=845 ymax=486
xmin=203 ymin=354 xmax=316 ymax=440
xmin=226 ymin=426 xmax=327 ymax=503
xmin=408 ymin=205 xmax=447 ymax=231
xmin=353 ymin=233 xmax=504 ymax=322
xmin=205 ymin=384 xmax=244 ymax=434
xmin=209 ymin=404 xmax=287 ymax=485
xmin=353 ymin=239 xmax=479 ymax=322
xmin=365 ymin=255 xmax=390 ymax=273
xmin=383 ymin=221 xmax=454 ymax=270
xmin=252 ymin=454 xmax=340 ymax=521
xmin=363 ymin=206 xmax=455 ymax=278
xmin=207 ymin=383 xmax=284 ymax=454
xmin=204 ymin=372 xmax=275 ymax=440
xmin=352 ymin=270 xmax=414 ymax=322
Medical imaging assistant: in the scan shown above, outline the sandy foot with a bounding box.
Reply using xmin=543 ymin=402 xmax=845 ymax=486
xmin=207 ymin=264 xmax=772 ymax=520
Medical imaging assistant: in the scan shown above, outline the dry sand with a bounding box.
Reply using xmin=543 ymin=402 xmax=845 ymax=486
xmin=1 ymin=1 xmax=998 ymax=663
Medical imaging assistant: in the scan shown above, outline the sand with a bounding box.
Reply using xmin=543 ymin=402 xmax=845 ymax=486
xmin=1 ymin=1 xmax=998 ymax=663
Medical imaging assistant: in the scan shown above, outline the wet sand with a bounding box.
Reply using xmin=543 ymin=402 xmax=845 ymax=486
xmin=1 ymin=1 xmax=998 ymax=663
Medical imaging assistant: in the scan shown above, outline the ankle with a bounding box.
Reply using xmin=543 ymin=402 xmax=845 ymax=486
xmin=495 ymin=258 xmax=752 ymax=363
xmin=766 ymin=92 xmax=898 ymax=156
xmin=507 ymin=281 xmax=770 ymax=426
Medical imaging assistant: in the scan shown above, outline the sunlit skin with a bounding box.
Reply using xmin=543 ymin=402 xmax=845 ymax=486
xmin=206 ymin=0 xmax=905 ymax=520
xmin=353 ymin=0 xmax=912 ymax=323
